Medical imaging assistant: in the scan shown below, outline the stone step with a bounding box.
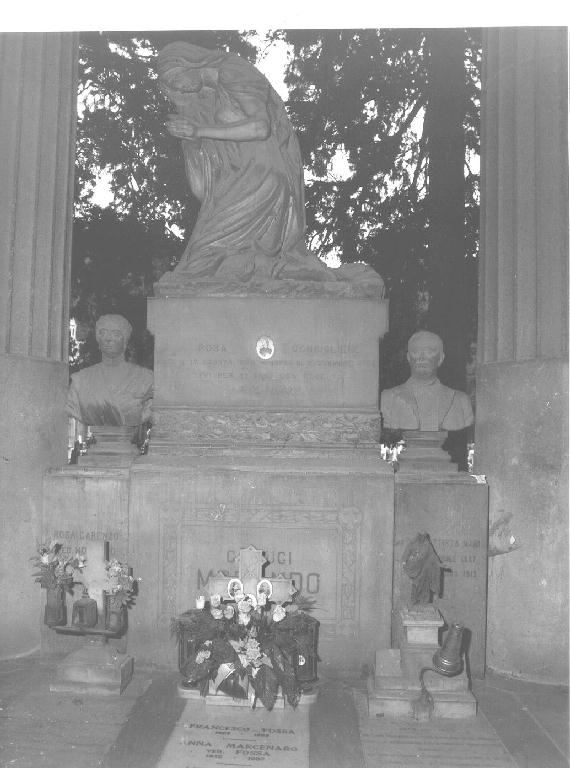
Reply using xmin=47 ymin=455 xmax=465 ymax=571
xmin=368 ymin=689 xmax=477 ymax=719
xmin=374 ymin=673 xmax=469 ymax=692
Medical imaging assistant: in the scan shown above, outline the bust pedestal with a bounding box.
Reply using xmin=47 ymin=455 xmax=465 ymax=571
xmin=81 ymin=426 xmax=140 ymax=466
xmin=397 ymin=430 xmax=458 ymax=473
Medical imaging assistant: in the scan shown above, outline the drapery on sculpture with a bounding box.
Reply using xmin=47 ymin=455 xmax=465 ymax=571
xmin=157 ymin=42 xmax=383 ymax=290
xmin=402 ymin=532 xmax=442 ymax=606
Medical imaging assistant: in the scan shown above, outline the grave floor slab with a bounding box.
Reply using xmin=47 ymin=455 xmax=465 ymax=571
xmin=0 ymin=658 xmax=567 ymax=768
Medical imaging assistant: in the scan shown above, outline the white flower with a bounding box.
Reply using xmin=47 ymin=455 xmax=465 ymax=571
xmin=237 ymin=612 xmax=251 ymax=626
xmin=196 ymin=649 xmax=211 ymax=664
xmin=40 ymin=554 xmax=50 ymax=565
xmin=234 ymin=590 xmax=245 ymax=602
xmin=237 ymin=599 xmax=252 ymax=614
xmin=272 ymin=605 xmax=286 ymax=622
xmin=210 ymin=607 xmax=224 ymax=620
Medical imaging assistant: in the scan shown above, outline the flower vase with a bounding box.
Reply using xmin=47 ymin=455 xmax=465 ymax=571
xmin=44 ymin=586 xmax=67 ymax=627
xmin=105 ymin=593 xmax=126 ymax=633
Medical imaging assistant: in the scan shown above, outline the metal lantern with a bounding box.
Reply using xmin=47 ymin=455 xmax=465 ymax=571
xmin=71 ymin=588 xmax=98 ymax=628
xmin=292 ymin=614 xmax=320 ymax=684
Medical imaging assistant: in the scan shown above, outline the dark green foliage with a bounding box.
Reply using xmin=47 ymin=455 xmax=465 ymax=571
xmin=278 ymin=28 xmax=481 ymax=390
xmin=250 ymin=663 xmax=280 ymax=711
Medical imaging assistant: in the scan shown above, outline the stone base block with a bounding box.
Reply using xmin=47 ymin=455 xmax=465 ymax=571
xmin=369 ymin=643 xmax=476 ymax=718
xmin=128 ymin=450 xmax=394 ymax=675
xmin=401 ymin=606 xmax=444 ymax=645
xmin=50 ymin=638 xmax=134 ymax=695
xmin=368 ymin=688 xmax=477 ymax=719
xmin=373 ymin=648 xmax=469 ymax=693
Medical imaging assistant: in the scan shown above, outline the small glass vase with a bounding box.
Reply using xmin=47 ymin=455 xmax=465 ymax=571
xmin=104 ymin=593 xmax=126 ymax=633
xmin=44 ymin=585 xmax=67 ymax=627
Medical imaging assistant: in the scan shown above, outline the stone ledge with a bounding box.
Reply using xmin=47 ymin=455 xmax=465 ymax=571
xmin=153 ymin=276 xmax=385 ymax=301
xmin=368 ymin=688 xmax=477 ymax=719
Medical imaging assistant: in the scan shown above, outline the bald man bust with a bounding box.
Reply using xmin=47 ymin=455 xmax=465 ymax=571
xmin=380 ymin=331 xmax=473 ymax=432
xmin=67 ymin=314 xmax=153 ymax=428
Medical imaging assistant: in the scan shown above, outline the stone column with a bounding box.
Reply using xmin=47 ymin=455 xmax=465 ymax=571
xmin=0 ymin=33 xmax=78 ymax=657
xmin=475 ymin=27 xmax=568 ymax=682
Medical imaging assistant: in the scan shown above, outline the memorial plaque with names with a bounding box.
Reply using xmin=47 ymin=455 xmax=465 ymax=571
xmin=156 ymin=701 xmax=310 ymax=768
xmin=174 ymin=524 xmax=338 ymax=624
xmin=43 ymin=467 xmax=130 ymax=563
xmin=392 ymin=476 xmax=489 ymax=677
xmin=148 ymin=296 xmax=386 ymax=410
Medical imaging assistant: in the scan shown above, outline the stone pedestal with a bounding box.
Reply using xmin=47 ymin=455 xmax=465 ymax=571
xmin=127 ymin=449 xmax=393 ymax=673
xmin=392 ymin=473 xmax=489 ymax=677
xmin=128 ymin=282 xmax=391 ymax=673
xmin=50 ymin=636 xmax=133 ymax=695
xmin=368 ymin=606 xmax=477 ymax=719
xmin=80 ymin=426 xmax=140 ymax=466
xmin=397 ymin=430 xmax=458 ymax=473
xmin=401 ymin=605 xmax=444 ymax=645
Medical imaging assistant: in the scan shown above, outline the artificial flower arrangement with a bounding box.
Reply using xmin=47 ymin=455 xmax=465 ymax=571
xmin=105 ymin=559 xmax=138 ymax=607
xmin=30 ymin=540 xmax=86 ymax=591
xmin=171 ymin=587 xmax=316 ymax=712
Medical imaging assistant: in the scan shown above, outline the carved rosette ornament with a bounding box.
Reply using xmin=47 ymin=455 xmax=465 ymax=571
xmin=151 ymin=407 xmax=381 ymax=448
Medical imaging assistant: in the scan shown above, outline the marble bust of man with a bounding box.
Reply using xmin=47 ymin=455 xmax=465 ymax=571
xmin=67 ymin=314 xmax=153 ymax=428
xmin=380 ymin=331 xmax=473 ymax=431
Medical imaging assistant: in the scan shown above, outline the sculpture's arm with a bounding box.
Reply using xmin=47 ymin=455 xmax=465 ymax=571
xmin=166 ymin=93 xmax=270 ymax=143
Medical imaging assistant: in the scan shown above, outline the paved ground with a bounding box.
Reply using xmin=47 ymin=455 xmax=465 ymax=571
xmin=0 ymin=655 xmax=567 ymax=768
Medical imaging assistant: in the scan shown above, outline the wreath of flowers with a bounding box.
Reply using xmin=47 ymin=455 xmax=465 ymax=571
xmin=171 ymin=588 xmax=316 ymax=711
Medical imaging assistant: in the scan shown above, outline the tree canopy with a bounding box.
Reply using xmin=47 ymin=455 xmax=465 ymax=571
xmin=72 ymin=28 xmax=481 ymax=388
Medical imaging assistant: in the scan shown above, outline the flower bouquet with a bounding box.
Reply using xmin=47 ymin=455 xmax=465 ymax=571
xmin=31 ymin=540 xmax=85 ymax=627
xmin=104 ymin=559 xmax=138 ymax=632
xmin=30 ymin=540 xmax=85 ymax=591
xmin=105 ymin=559 xmax=138 ymax=607
xmin=172 ymin=589 xmax=316 ymax=711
